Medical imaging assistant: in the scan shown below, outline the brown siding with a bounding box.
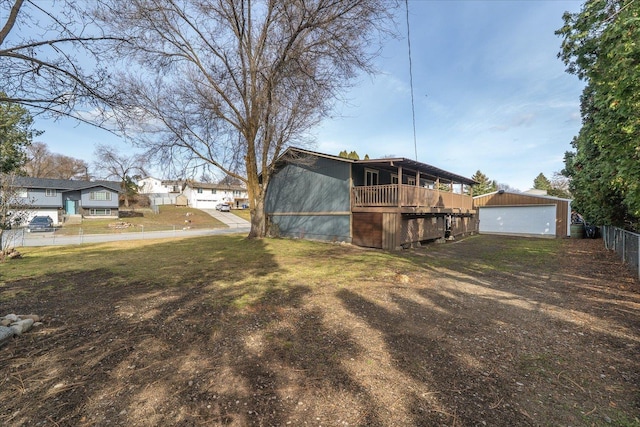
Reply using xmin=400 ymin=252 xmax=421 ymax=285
xmin=382 ymin=213 xmax=399 ymax=250
xmin=451 ymin=216 xmax=478 ymax=237
xmin=400 ymin=215 xmax=445 ymax=245
xmin=352 ymin=212 xmax=383 ymax=248
xmin=473 ymin=193 xmax=570 ymax=237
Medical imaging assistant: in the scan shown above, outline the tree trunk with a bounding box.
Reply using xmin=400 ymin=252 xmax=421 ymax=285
xmin=246 ymin=175 xmax=266 ymax=239
xmin=248 ymin=196 xmax=265 ymax=239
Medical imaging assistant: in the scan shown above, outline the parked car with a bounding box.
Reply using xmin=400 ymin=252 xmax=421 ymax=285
xmin=219 ymin=204 xmax=231 ymax=212
xmin=215 ymin=203 xmax=224 ymax=211
xmin=26 ymin=216 xmax=54 ymax=232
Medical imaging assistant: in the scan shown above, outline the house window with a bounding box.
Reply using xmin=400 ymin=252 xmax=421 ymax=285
xmin=90 ymin=190 xmax=111 ymax=201
xmin=90 ymin=208 xmax=112 ymax=216
xmin=17 ymin=188 xmax=27 ymax=198
xmin=391 ymin=174 xmax=399 ymax=184
xmin=45 ymin=189 xmax=56 ymax=197
xmin=407 ymin=177 xmax=416 ymax=186
xmin=197 ymin=188 xmax=203 ymax=193
xmin=365 ymin=169 xmax=379 ymax=186
xmin=211 ymin=189 xmax=216 ymax=194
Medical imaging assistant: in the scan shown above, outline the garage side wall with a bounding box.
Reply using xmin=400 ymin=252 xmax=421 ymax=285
xmin=473 ymin=193 xmax=570 ymax=237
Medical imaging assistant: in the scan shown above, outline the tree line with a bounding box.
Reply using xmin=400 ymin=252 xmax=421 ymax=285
xmin=557 ymin=0 xmax=640 ymax=231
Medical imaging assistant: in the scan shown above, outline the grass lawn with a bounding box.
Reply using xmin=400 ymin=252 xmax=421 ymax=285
xmin=56 ymin=205 xmax=226 ymax=235
xmin=231 ymin=207 xmax=251 ymax=222
xmin=1 ymin=235 xmax=638 ymax=426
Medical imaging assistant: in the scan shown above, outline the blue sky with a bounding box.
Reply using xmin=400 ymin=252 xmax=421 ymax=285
xmin=36 ymin=0 xmax=585 ymax=191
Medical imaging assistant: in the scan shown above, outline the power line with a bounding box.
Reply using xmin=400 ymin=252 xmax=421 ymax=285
xmin=405 ymin=0 xmax=418 ymax=161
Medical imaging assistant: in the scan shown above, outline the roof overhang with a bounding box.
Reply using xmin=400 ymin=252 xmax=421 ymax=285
xmin=357 ymin=158 xmax=477 ymax=185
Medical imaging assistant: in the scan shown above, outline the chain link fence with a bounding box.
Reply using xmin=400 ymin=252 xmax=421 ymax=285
xmin=601 ymin=225 xmax=640 ymax=280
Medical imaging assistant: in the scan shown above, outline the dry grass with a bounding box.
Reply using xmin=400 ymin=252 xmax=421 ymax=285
xmin=56 ymin=205 xmax=225 ymax=235
xmin=0 ymin=235 xmax=639 ymax=426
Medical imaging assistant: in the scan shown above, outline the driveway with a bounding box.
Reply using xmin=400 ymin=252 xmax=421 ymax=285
xmin=200 ymin=209 xmax=251 ymax=229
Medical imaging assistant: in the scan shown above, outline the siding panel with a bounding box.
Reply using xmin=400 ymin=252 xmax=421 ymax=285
xmin=352 ymin=212 xmax=382 ymax=248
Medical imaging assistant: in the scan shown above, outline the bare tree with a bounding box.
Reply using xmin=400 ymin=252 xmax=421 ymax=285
xmin=0 ymin=0 xmax=124 ymax=121
xmin=93 ymin=144 xmax=148 ymax=207
xmin=23 ymin=142 xmax=90 ymax=179
xmin=0 ymin=172 xmax=32 ymax=260
xmin=95 ymin=0 xmax=396 ymax=238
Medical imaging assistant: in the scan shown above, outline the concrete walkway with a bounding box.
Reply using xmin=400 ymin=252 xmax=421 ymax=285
xmin=200 ymin=209 xmax=251 ymax=228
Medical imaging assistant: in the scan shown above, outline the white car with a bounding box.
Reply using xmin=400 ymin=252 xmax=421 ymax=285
xmin=219 ymin=204 xmax=231 ymax=212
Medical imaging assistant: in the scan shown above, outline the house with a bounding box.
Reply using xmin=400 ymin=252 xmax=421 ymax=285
xmin=264 ymin=147 xmax=478 ymax=250
xmin=473 ymin=190 xmax=572 ymax=238
xmin=181 ymin=180 xmax=249 ymax=209
xmin=137 ymin=177 xmax=184 ymax=195
xmin=7 ymin=177 xmax=122 ymax=225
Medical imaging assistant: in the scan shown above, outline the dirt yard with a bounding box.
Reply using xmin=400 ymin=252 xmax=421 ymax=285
xmin=1 ymin=235 xmax=639 ymax=426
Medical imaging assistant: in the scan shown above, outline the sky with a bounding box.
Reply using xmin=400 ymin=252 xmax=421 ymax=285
xmin=35 ymin=0 xmax=586 ymax=192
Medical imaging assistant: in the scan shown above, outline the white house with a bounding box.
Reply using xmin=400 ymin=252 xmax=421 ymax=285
xmin=137 ymin=177 xmax=184 ymax=195
xmin=182 ymin=180 xmax=249 ymax=209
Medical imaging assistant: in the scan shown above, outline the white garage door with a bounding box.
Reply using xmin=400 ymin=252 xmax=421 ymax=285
xmin=25 ymin=209 xmax=60 ymax=225
xmin=194 ymin=199 xmax=218 ymax=209
xmin=479 ymin=205 xmax=556 ymax=237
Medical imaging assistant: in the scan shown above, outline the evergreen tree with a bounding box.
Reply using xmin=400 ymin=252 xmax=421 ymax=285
xmin=0 ymin=96 xmax=41 ymax=174
xmin=557 ymin=0 xmax=640 ymax=229
xmin=533 ymin=173 xmax=552 ymax=191
xmin=471 ymin=170 xmax=497 ymax=196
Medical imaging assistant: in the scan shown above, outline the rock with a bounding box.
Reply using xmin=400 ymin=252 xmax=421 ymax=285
xmin=0 ymin=318 xmax=11 ymax=327
xmin=10 ymin=318 xmax=34 ymax=335
xmin=18 ymin=314 xmax=40 ymax=322
xmin=4 ymin=314 xmax=18 ymax=322
xmin=0 ymin=326 xmax=14 ymax=344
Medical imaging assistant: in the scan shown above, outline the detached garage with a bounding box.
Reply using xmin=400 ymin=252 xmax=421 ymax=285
xmin=473 ymin=191 xmax=572 ymax=238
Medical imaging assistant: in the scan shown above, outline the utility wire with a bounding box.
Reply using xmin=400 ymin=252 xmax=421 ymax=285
xmin=405 ymin=0 xmax=418 ymax=161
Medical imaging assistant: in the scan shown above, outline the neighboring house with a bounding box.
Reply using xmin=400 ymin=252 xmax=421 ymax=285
xmin=473 ymin=190 xmax=572 ymax=238
xmin=264 ymin=147 xmax=478 ymax=250
xmin=137 ymin=177 xmax=184 ymax=195
xmin=182 ymin=180 xmax=249 ymax=209
xmin=137 ymin=177 xmax=186 ymax=206
xmin=8 ymin=177 xmax=122 ymax=225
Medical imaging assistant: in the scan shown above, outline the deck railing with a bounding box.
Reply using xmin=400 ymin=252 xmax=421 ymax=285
xmin=352 ymin=184 xmax=473 ymax=211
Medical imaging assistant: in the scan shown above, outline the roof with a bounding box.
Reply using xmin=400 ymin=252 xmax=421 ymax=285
xmin=473 ymin=190 xmax=572 ymax=202
xmin=278 ymin=147 xmax=477 ymax=185
xmin=184 ymin=180 xmax=246 ymax=192
xmin=10 ymin=177 xmax=122 ymax=193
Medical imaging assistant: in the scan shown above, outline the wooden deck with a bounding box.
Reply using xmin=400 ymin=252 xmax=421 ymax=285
xmin=351 ymin=184 xmax=474 ymax=213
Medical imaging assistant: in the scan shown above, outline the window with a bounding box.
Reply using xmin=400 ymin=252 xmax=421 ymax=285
xmin=197 ymin=188 xmax=203 ymax=194
xmin=90 ymin=208 xmax=112 ymax=216
xmin=90 ymin=190 xmax=111 ymax=201
xmin=211 ymin=189 xmax=216 ymax=194
xmin=407 ymin=177 xmax=416 ymax=186
xmin=17 ymin=188 xmax=27 ymax=198
xmin=391 ymin=174 xmax=399 ymax=184
xmin=45 ymin=189 xmax=56 ymax=197
xmin=365 ymin=169 xmax=379 ymax=186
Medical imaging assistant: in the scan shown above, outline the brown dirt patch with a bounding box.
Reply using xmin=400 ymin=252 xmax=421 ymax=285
xmin=1 ymin=236 xmax=639 ymax=426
